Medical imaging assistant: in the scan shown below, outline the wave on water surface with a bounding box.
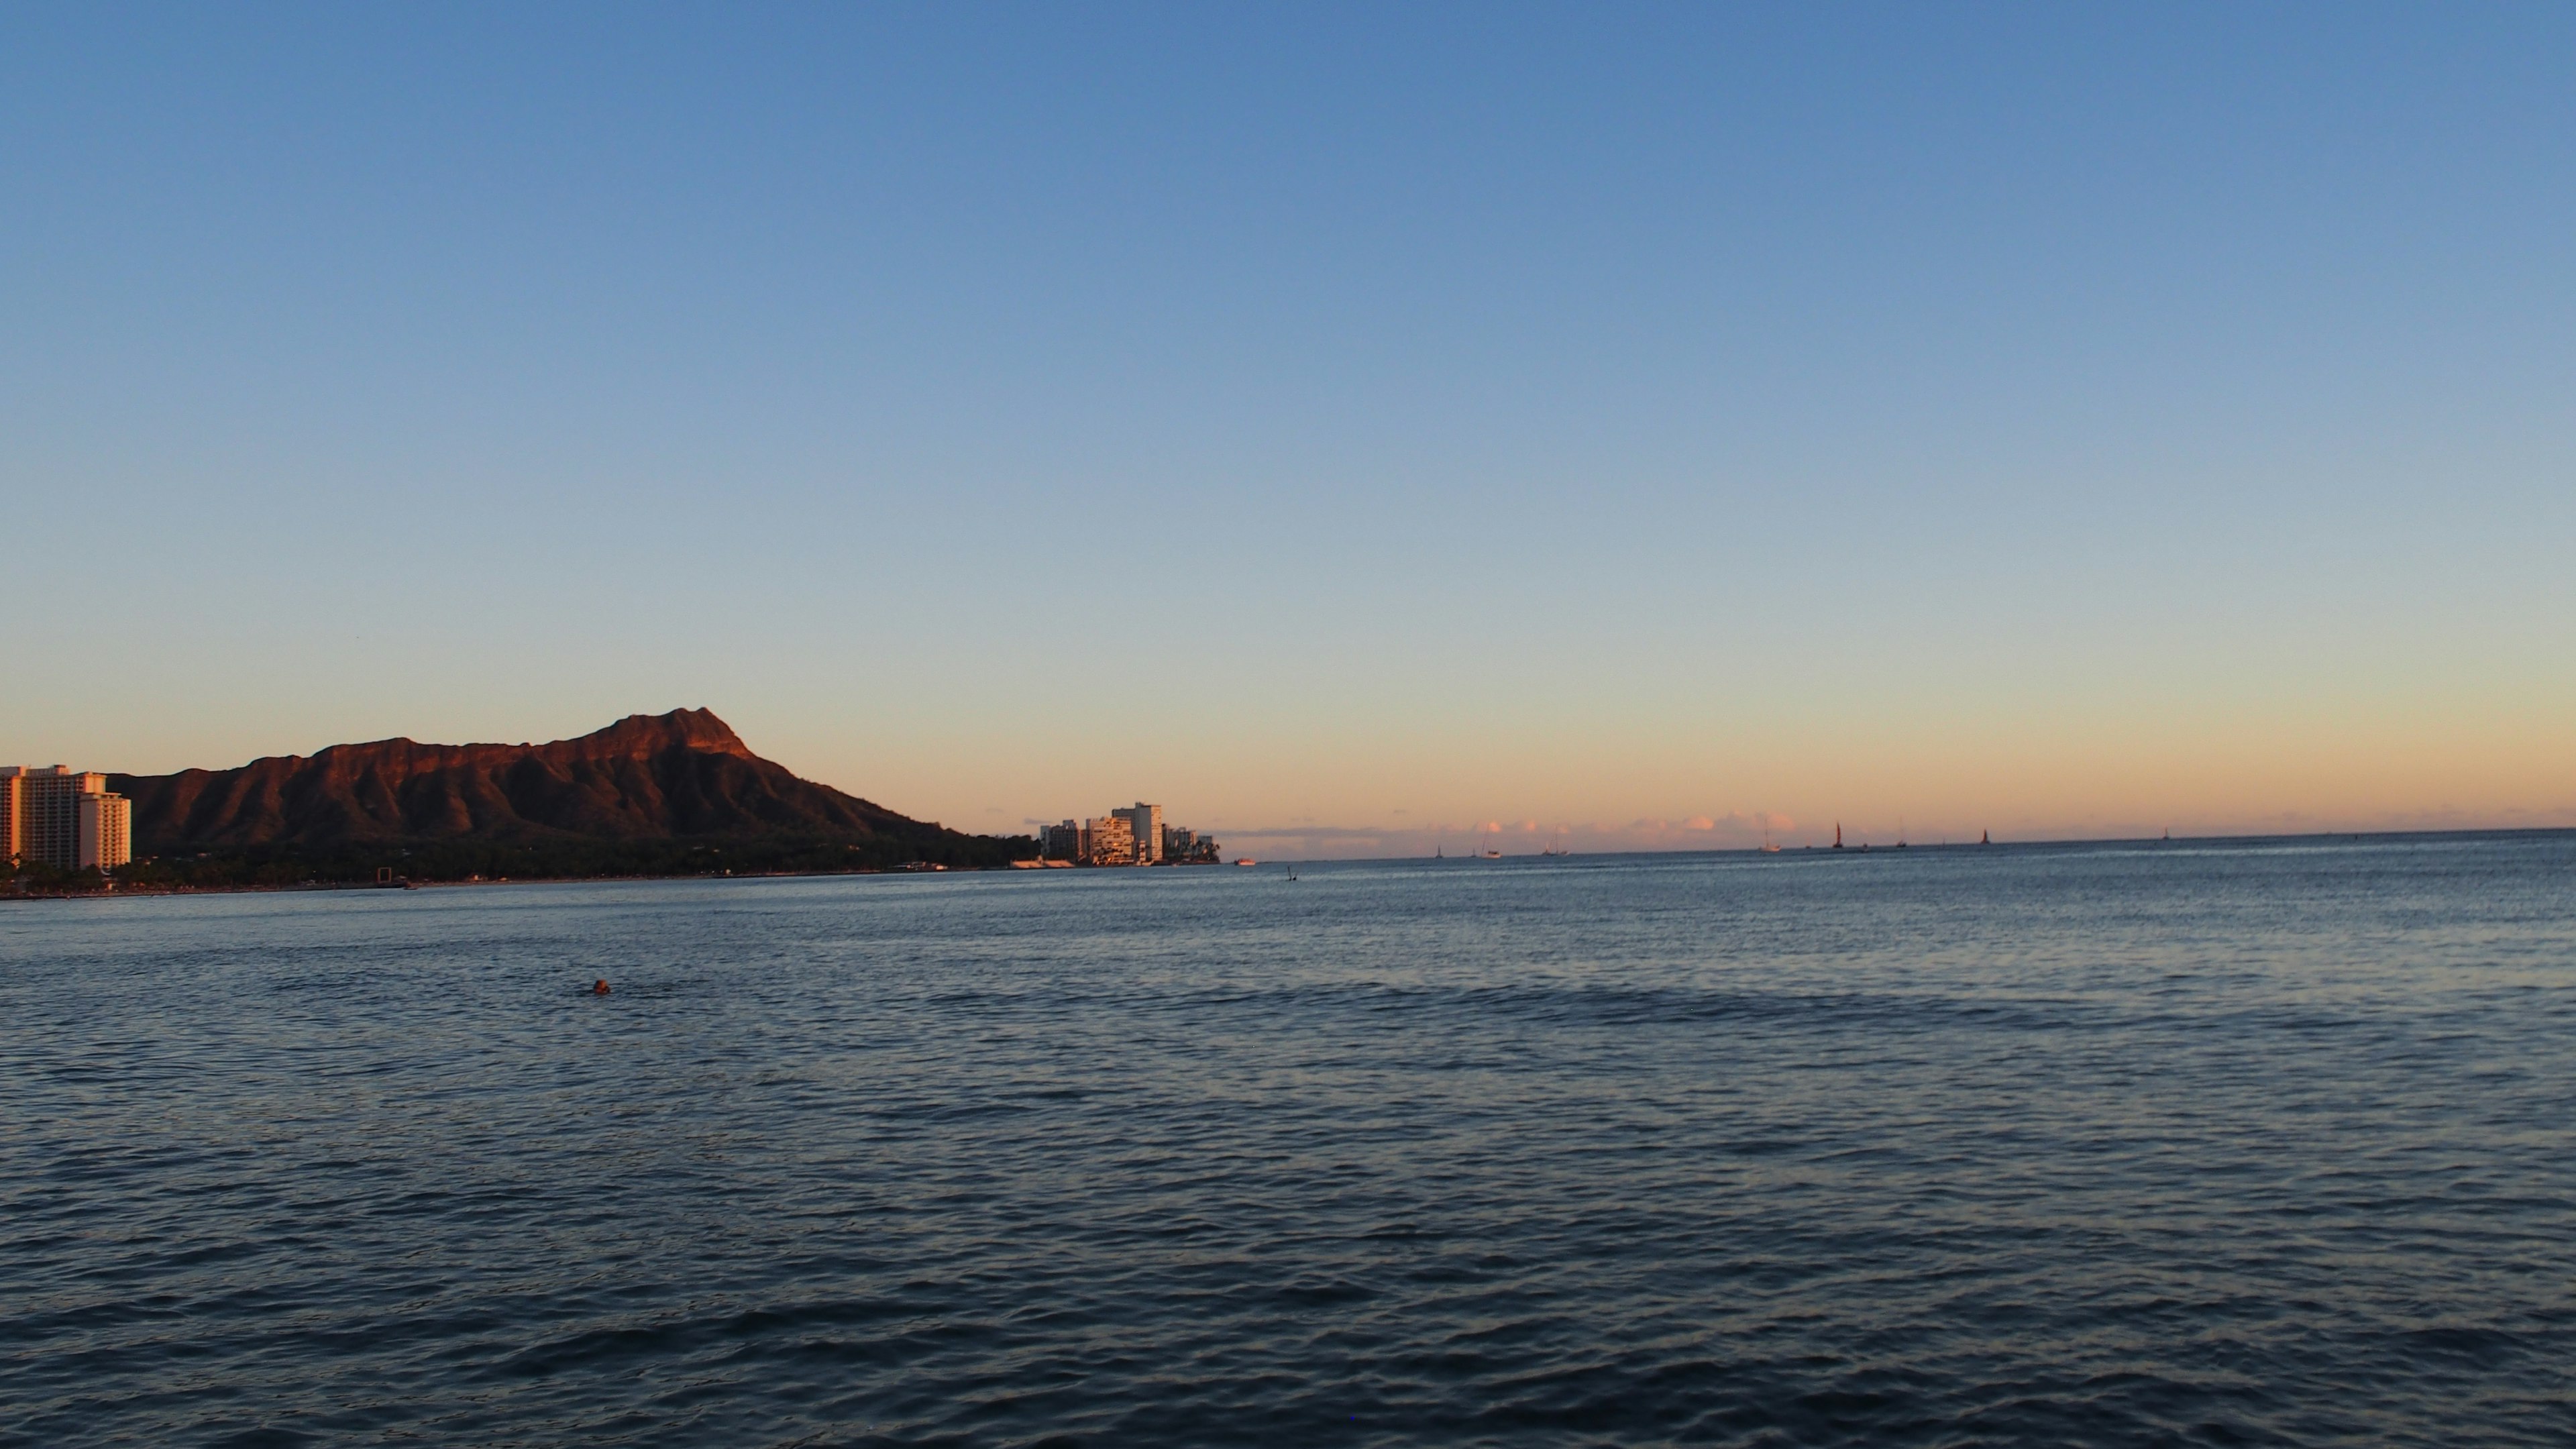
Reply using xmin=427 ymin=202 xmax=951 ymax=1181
xmin=4 ymin=835 xmax=2573 ymax=1446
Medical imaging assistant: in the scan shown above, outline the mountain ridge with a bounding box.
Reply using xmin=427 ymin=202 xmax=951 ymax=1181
xmin=108 ymin=708 xmax=979 ymax=855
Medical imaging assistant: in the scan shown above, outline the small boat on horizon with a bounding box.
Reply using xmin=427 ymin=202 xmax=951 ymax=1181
xmin=1234 ymin=858 xmax=1258 ymax=867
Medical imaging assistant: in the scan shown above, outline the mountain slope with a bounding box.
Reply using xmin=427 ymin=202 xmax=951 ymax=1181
xmin=109 ymin=709 xmax=977 ymax=854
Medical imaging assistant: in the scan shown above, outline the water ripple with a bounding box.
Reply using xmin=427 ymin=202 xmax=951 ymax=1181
xmin=3 ymin=835 xmax=2573 ymax=1446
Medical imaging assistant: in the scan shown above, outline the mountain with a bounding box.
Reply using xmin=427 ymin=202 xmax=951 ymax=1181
xmin=108 ymin=709 xmax=994 ymax=861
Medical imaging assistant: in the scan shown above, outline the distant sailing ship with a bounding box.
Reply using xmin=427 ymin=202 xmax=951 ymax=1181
xmin=1833 ymin=822 xmax=1844 ymax=850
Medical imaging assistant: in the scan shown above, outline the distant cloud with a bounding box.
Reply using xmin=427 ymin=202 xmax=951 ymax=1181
xmin=1214 ymin=824 xmax=1403 ymax=841
xmin=1606 ymin=812 xmax=1776 ymax=843
xmin=1205 ymin=807 xmax=1809 ymax=859
xmin=1204 ymin=800 xmax=2575 ymax=860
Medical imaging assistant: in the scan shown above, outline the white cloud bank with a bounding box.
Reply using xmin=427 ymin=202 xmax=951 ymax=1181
xmin=1209 ymin=810 xmax=1800 ymax=859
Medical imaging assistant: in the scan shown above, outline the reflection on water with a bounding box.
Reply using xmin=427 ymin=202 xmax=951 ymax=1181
xmin=4 ymin=835 xmax=2573 ymax=1446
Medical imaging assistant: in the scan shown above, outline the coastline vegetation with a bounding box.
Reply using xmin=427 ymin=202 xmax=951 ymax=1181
xmin=7 ymin=830 xmax=1040 ymax=896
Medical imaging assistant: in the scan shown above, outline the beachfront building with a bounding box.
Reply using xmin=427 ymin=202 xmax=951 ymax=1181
xmin=79 ymin=790 xmax=132 ymax=871
xmin=1040 ymin=804 xmax=1218 ymax=866
xmin=1114 ymin=803 xmax=1163 ymax=864
xmin=1083 ymin=813 xmax=1136 ymax=867
xmin=3 ymin=766 xmax=130 ymax=871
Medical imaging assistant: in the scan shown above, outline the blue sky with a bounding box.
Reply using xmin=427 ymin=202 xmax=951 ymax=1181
xmin=6 ymin=3 xmax=2573 ymax=851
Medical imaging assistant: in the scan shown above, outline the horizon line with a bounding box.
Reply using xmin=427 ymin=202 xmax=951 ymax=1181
xmin=1217 ymin=823 xmax=2576 ymax=865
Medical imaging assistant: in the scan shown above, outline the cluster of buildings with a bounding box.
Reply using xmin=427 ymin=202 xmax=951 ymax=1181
xmin=3 ymin=766 xmax=133 ymax=873
xmin=1040 ymin=802 xmax=1220 ymax=866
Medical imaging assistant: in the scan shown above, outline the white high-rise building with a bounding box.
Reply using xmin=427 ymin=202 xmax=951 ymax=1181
xmin=78 ymin=791 xmax=132 ymax=871
xmin=4 ymin=766 xmax=128 ymax=871
xmin=1114 ymin=803 xmax=1164 ymax=864
xmin=1083 ymin=813 xmax=1136 ymax=866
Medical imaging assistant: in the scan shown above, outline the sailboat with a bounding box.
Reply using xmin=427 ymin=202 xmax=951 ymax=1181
xmin=1832 ymin=822 xmax=1844 ymax=851
xmin=1980 ymin=829 xmax=1990 ymax=845
xmin=1760 ymin=829 xmax=1780 ymax=854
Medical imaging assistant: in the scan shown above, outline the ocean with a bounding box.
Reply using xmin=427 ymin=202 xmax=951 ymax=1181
xmin=5 ymin=835 xmax=2572 ymax=1446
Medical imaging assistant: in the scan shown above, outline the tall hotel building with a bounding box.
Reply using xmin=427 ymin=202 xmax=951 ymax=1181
xmin=1040 ymin=803 xmax=1189 ymax=867
xmin=1113 ymin=803 xmax=1164 ymax=864
xmin=1082 ymin=813 xmax=1136 ymax=867
xmin=3 ymin=766 xmax=132 ymax=871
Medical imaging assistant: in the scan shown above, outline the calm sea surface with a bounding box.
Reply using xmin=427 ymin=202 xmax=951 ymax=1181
xmin=5 ymin=837 xmax=2573 ymax=1447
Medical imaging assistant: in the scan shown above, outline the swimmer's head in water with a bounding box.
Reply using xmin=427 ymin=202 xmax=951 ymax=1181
xmin=592 ymin=979 xmax=610 ymax=995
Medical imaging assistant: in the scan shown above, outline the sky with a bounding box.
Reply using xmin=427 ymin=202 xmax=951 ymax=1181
xmin=5 ymin=3 xmax=2573 ymax=855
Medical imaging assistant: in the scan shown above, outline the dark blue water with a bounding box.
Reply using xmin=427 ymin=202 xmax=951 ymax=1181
xmin=5 ymin=837 xmax=2573 ymax=1446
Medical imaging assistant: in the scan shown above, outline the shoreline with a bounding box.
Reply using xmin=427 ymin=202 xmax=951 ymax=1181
xmin=0 ymin=856 xmax=1252 ymax=902
xmin=0 ymin=868 xmax=967 ymax=902
xmin=9 ymin=825 xmax=2568 ymax=904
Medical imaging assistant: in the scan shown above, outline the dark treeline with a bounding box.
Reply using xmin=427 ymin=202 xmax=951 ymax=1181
xmin=10 ymin=830 xmax=1040 ymax=894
